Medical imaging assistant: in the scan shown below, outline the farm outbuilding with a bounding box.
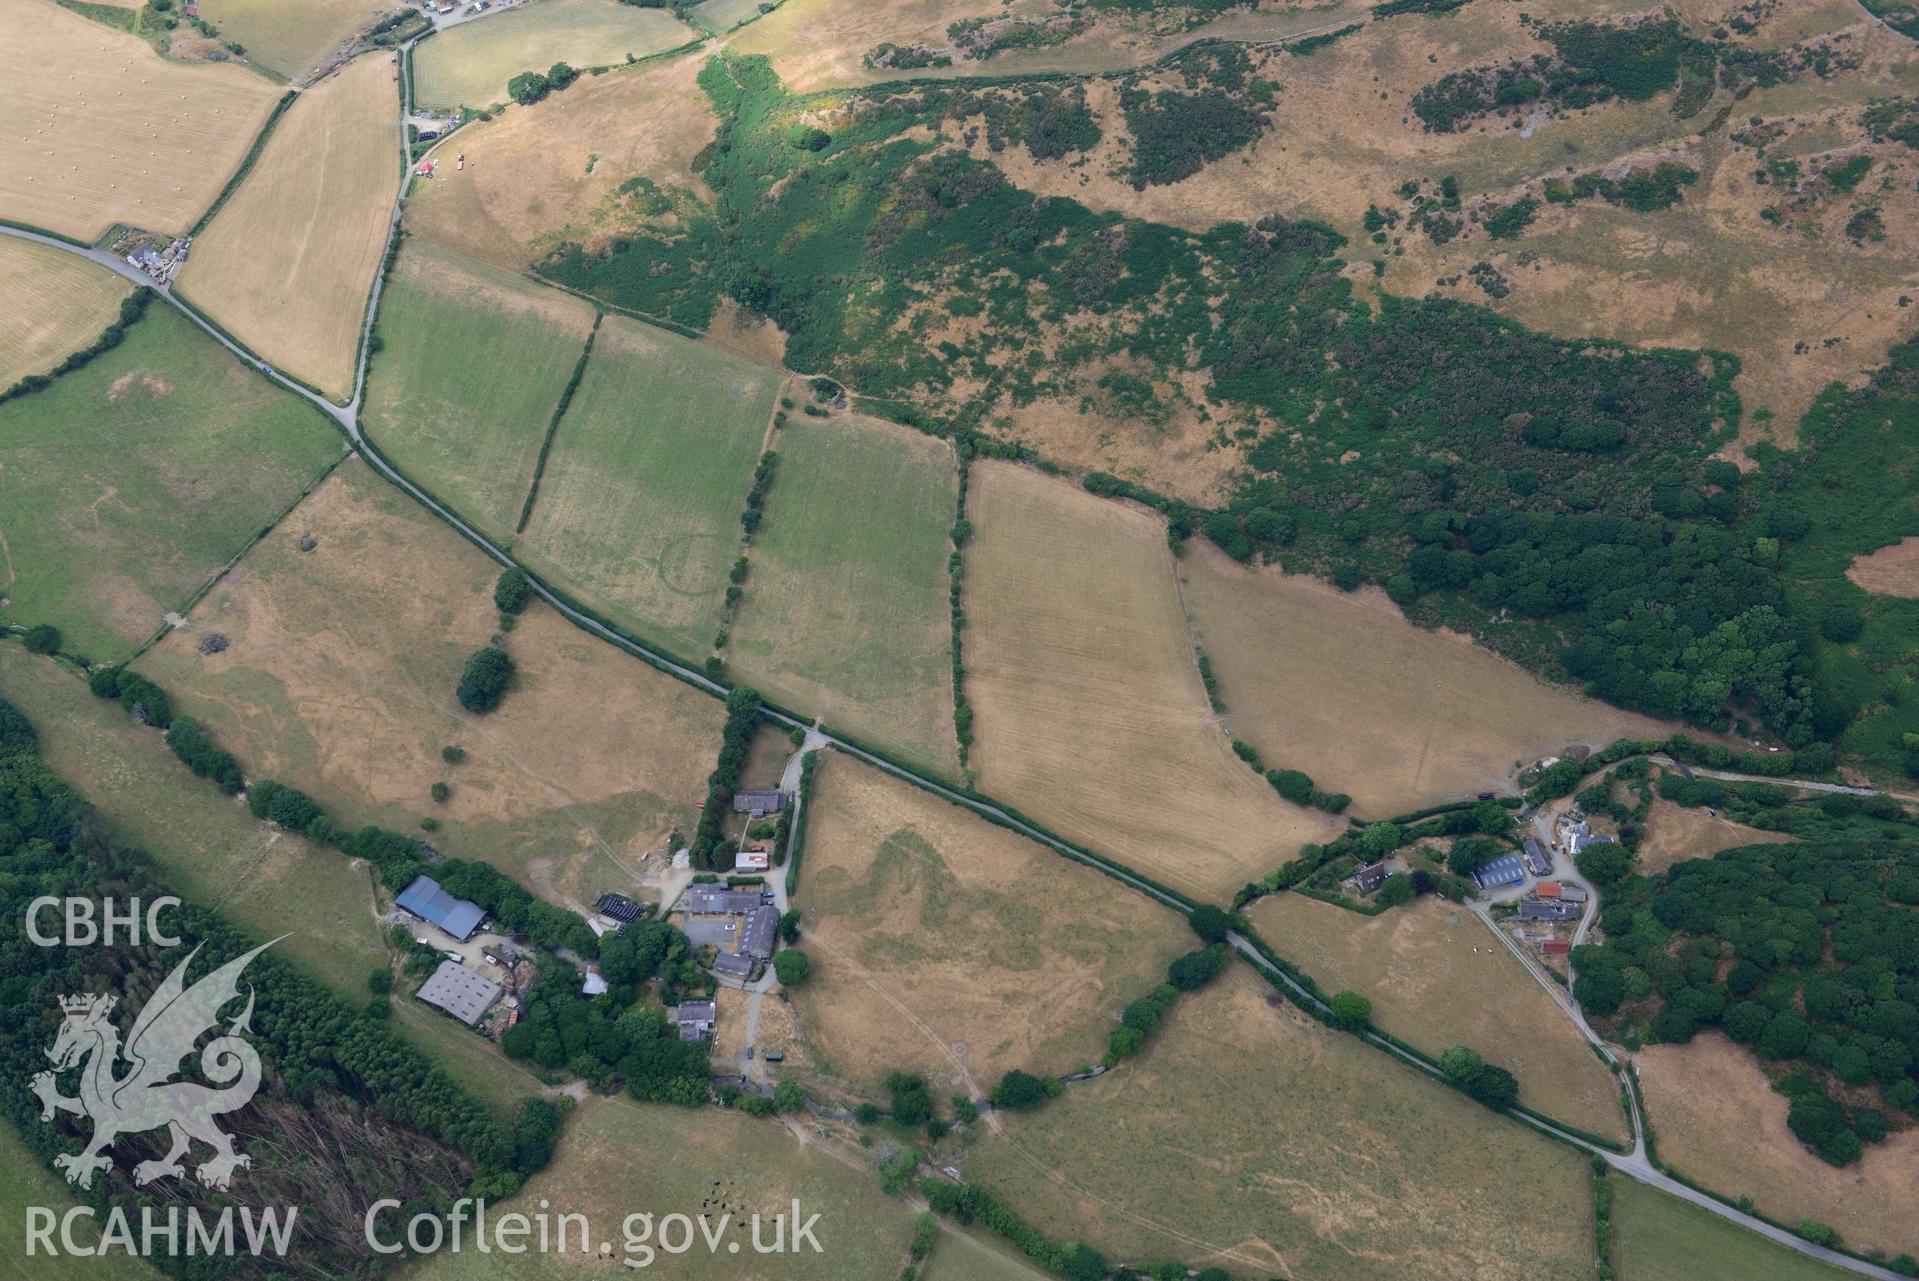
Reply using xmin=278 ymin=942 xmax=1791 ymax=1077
xmin=742 ymin=905 xmax=779 ymax=960
xmin=416 ymin=959 xmax=503 ymax=1026
xmin=1522 ymin=837 xmax=1552 ymax=877
xmin=675 ymin=1000 xmax=716 ymax=1041
xmin=1471 ymin=854 xmax=1526 ymax=891
xmin=683 ymin=886 xmax=768 ymax=915
xmin=396 ymin=874 xmax=486 ymax=941
xmin=732 ymin=788 xmax=791 ymax=817
xmin=712 ymin=952 xmax=757 ymax=981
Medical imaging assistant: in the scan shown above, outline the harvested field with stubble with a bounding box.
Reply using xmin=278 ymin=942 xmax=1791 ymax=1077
xmin=788 ymin=752 xmax=1190 ymax=1095
xmin=178 ymin=52 xmax=401 ymax=401
xmin=0 ymin=302 xmax=344 ymax=662
xmin=196 ymin=0 xmax=398 ymax=81
xmin=964 ymin=965 xmax=1596 ymax=1281
xmin=0 ymin=0 xmax=283 ymax=241
xmin=0 ymin=236 xmax=131 ymax=387
xmin=405 ymin=52 xmax=715 ymax=271
xmin=727 ymin=415 xmax=960 ymax=777
xmin=517 ymin=313 xmax=780 ymax=658
xmin=1635 ymin=799 xmax=1796 ymax=874
xmin=413 ymin=0 xmax=697 ymax=110
xmin=1249 ymin=894 xmax=1627 ymax=1141
xmin=1637 ymin=1035 xmax=1919 ymax=1261
xmin=362 ymin=239 xmax=598 ymax=542
xmin=964 ymin=463 xmax=1343 ymax=899
xmin=407 ymin=1094 xmax=934 ymax=1281
xmin=135 ymin=458 xmax=724 ymax=915
xmin=1182 ymin=542 xmax=1672 ymax=813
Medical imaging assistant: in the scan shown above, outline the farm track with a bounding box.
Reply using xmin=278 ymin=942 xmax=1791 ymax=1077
xmin=2 ymin=26 xmax=1909 ymax=1277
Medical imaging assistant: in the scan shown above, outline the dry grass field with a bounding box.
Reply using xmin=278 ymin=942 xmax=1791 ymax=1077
xmin=1181 ymin=542 xmax=1672 ymax=813
xmin=196 ymin=0 xmax=398 ymax=81
xmin=965 ymin=462 xmax=1347 ymax=899
xmin=405 ymin=52 xmax=714 ymax=271
xmin=178 ymin=52 xmax=400 ymax=401
xmin=361 ymin=238 xmax=599 ymax=542
xmin=787 ymin=752 xmax=1190 ymax=1094
xmin=135 ymin=459 xmax=724 ymax=915
xmin=1249 ymin=894 xmax=1627 ymax=1140
xmin=1849 ymin=537 xmax=1919 ymax=597
xmin=0 ymin=0 xmax=282 ymax=241
xmin=1638 ymin=1035 xmax=1919 ymax=1260
xmin=413 ymin=0 xmax=697 ymax=110
xmin=516 ymin=313 xmax=781 ymax=658
xmin=0 ymin=236 xmax=130 ymax=387
xmin=965 ymin=965 xmax=1595 ymax=1281
xmin=727 ymin=414 xmax=960 ymax=777
xmin=407 ymin=1094 xmax=936 ymax=1280
xmin=1635 ymin=799 xmax=1797 ymax=874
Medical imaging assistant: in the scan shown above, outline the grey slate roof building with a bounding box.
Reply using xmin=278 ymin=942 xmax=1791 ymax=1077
xmin=1351 ymin=862 xmax=1389 ymax=895
xmin=683 ymin=886 xmax=770 ymax=916
xmin=1471 ymin=853 xmax=1526 ymax=891
xmin=712 ymin=952 xmax=757 ymax=981
xmin=1522 ymin=837 xmax=1552 ymax=878
xmin=742 ymin=904 xmax=779 ymax=960
xmin=1517 ymin=898 xmax=1581 ymax=921
xmin=675 ymin=1000 xmax=716 ymax=1041
xmin=731 ymin=789 xmax=791 ymax=817
xmin=396 ymin=874 xmax=486 ymax=941
xmin=416 ymin=960 xmax=503 ymax=1026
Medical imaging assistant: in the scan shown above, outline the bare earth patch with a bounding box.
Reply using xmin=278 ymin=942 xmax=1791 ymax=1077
xmin=789 ymin=752 xmax=1190 ymax=1095
xmin=1638 ymin=1035 xmax=1919 ymax=1259
xmin=135 ymin=458 xmax=723 ymax=913
xmin=1848 ymin=536 xmax=1919 ymax=597
xmin=1250 ymin=894 xmax=1628 ymax=1140
xmin=1182 ymin=541 xmax=1672 ymax=813
xmin=965 ymin=462 xmax=1342 ymax=899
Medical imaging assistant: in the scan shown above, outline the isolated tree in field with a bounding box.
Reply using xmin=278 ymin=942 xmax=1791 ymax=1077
xmin=22 ymin=624 xmax=60 ymax=655
xmin=1463 ymin=1063 xmax=1518 ymax=1109
xmin=457 ymin=646 xmax=514 ymax=713
xmin=1330 ymin=990 xmax=1372 ymax=1029
xmin=507 ymin=71 xmax=551 ymax=105
xmin=885 ymin=1071 xmax=934 ymax=1125
xmin=493 ymin=568 xmax=531 ymax=615
xmin=1439 ymin=1044 xmax=1484 ymax=1083
xmin=1188 ymin=903 xmax=1231 ymax=944
xmin=773 ymin=948 xmax=810 ymax=985
xmin=991 ymin=1069 xmax=1057 ymax=1111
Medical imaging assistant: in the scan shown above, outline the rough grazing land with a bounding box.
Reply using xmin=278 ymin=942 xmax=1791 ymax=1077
xmin=790 ymin=752 xmax=1189 ymax=1094
xmin=1610 ymin=1173 xmax=1858 ymax=1281
xmin=405 ymin=52 xmax=716 ymax=271
xmin=965 ymin=966 xmax=1595 ymax=1281
xmin=1638 ymin=1035 xmax=1919 ymax=1260
xmin=0 ymin=237 xmax=130 ymax=387
xmin=179 ymin=53 xmax=401 ymax=400
xmin=518 ymin=313 xmax=780 ymax=659
xmin=136 ymin=459 xmax=723 ymax=915
xmin=0 ymin=645 xmax=382 ymax=1001
xmin=362 ymin=238 xmax=598 ymax=543
xmin=413 ymin=0 xmax=696 ymax=110
xmin=0 ymin=0 xmax=282 ymax=241
xmin=727 ymin=414 xmax=959 ymax=776
xmin=0 ymin=303 xmax=343 ymax=662
xmin=1849 ymin=536 xmax=1919 ymax=597
xmin=1635 ymin=799 xmax=1796 ymax=874
xmin=196 ymin=0 xmax=397 ymax=81
xmin=409 ymin=1094 xmax=930 ymax=1280
xmin=1250 ymin=894 xmax=1627 ymax=1141
xmin=1181 ymin=541 xmax=1671 ymax=813
xmin=965 ymin=462 xmax=1342 ymax=899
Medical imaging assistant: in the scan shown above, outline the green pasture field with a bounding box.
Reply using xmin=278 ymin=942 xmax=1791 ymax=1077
xmin=0 ymin=642 xmax=545 ymax=1115
xmin=517 ymin=314 xmax=780 ymax=658
xmin=964 ymin=967 xmax=1595 ymax=1281
xmin=413 ymin=0 xmax=697 ymax=109
xmin=727 ymin=413 xmax=959 ymax=776
xmin=363 ymin=239 xmax=599 ymax=543
xmin=0 ymin=302 xmax=343 ymax=663
xmin=686 ymin=0 xmax=768 ymax=35
xmin=404 ymin=1094 xmax=927 ymax=1280
xmin=1609 ymin=1174 xmax=1858 ymax=1281
xmin=0 ymin=1120 xmax=163 ymax=1280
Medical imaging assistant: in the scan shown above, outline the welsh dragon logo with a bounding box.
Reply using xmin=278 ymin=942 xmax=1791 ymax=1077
xmin=31 ymin=940 xmax=276 ymax=1191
